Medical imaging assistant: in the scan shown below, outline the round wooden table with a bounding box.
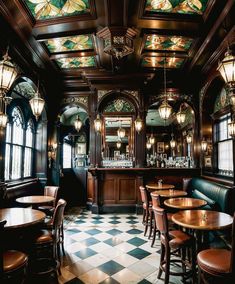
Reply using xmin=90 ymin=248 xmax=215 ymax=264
xmin=172 ymin=210 xmax=233 ymax=231
xmin=16 ymin=195 xmax=55 ymax=208
xmin=164 ymin=197 xmax=207 ymax=210
xmin=0 ymin=208 xmax=46 ymax=230
xmin=151 ymin=189 xmax=187 ymax=198
xmin=146 ymin=183 xmax=175 ymax=190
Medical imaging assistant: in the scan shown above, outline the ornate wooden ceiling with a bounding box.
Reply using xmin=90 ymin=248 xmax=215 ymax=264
xmin=0 ymin=0 xmax=234 ymax=104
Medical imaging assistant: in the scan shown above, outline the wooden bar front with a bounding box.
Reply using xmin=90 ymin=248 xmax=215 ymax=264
xmin=88 ymin=168 xmax=200 ymax=213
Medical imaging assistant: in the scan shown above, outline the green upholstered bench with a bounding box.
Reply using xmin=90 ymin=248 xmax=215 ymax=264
xmin=183 ymin=178 xmax=235 ymax=215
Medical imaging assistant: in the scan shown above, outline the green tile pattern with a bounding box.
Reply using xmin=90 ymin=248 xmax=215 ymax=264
xmin=145 ymin=0 xmax=208 ymax=15
xmin=24 ymin=0 xmax=90 ymax=20
xmin=44 ymin=34 xmax=93 ymax=53
xmin=142 ymin=56 xmax=184 ymax=68
xmin=145 ymin=35 xmax=193 ymax=52
xmin=55 ymin=56 xmax=95 ymax=68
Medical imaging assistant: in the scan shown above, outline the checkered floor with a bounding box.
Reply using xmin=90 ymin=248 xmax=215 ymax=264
xmin=58 ymin=209 xmax=183 ymax=284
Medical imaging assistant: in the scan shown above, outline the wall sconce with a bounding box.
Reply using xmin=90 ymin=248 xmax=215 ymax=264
xmin=186 ymin=132 xmax=192 ymax=144
xmin=201 ymin=139 xmax=208 ymax=152
xmin=94 ymin=114 xmax=102 ymax=133
xmin=134 ymin=115 xmax=143 ymax=133
xmin=146 ymin=138 xmax=151 ymax=149
xmin=48 ymin=142 xmax=57 ymax=168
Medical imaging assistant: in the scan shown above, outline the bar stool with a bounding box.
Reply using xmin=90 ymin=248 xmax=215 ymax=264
xmin=0 ymin=220 xmax=28 ymax=284
xmin=153 ymin=206 xmax=196 ymax=284
xmin=139 ymin=186 xmax=153 ymax=237
xmin=197 ymin=213 xmax=235 ymax=284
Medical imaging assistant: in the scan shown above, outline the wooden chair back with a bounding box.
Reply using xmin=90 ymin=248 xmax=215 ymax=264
xmin=151 ymin=193 xmax=161 ymax=209
xmin=153 ymin=206 xmax=169 ymax=241
xmin=139 ymin=186 xmax=151 ymax=209
xmin=44 ymin=186 xmax=59 ymax=206
xmin=52 ymin=199 xmax=66 ymax=241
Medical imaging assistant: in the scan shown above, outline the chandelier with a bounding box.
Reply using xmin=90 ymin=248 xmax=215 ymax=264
xmin=134 ymin=115 xmax=143 ymax=133
xmin=97 ymin=27 xmax=137 ymax=60
xmin=176 ymin=104 xmax=186 ymax=124
xmin=158 ymin=57 xmax=172 ymax=120
xmin=74 ymin=116 xmax=82 ymax=132
xmin=94 ymin=114 xmax=102 ymax=133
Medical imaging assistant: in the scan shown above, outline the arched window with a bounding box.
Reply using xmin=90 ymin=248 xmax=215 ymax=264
xmin=4 ymin=107 xmax=35 ymax=181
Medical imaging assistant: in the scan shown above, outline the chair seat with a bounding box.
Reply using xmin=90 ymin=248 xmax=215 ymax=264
xmin=3 ymin=250 xmax=28 ymax=273
xmin=163 ymin=230 xmax=192 ymax=248
xmin=197 ymin=249 xmax=231 ymax=276
xmin=34 ymin=229 xmax=53 ymax=244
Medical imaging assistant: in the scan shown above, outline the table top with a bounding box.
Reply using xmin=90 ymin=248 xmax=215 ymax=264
xmin=16 ymin=195 xmax=55 ymax=205
xmin=172 ymin=210 xmax=233 ymax=231
xmin=164 ymin=197 xmax=207 ymax=209
xmin=151 ymin=189 xmax=187 ymax=198
xmin=0 ymin=208 xmax=46 ymax=230
xmin=146 ymin=183 xmax=175 ymax=190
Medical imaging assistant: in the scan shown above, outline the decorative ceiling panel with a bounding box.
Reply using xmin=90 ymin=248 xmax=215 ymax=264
xmin=142 ymin=56 xmax=185 ymax=68
xmin=144 ymin=35 xmax=193 ymax=52
xmin=24 ymin=0 xmax=90 ymax=20
xmin=43 ymin=34 xmax=93 ymax=53
xmin=144 ymin=0 xmax=208 ymax=15
xmin=55 ymin=56 xmax=96 ymax=68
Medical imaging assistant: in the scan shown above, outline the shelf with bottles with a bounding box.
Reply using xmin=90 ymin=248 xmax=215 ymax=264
xmin=146 ymin=153 xmax=194 ymax=168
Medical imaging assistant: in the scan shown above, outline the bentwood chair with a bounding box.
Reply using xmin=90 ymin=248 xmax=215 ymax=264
xmin=33 ymin=199 xmax=67 ymax=277
xmin=153 ymin=206 xmax=196 ymax=284
xmin=139 ymin=186 xmax=153 ymax=237
xmin=197 ymin=213 xmax=235 ymax=284
xmin=0 ymin=220 xmax=28 ymax=284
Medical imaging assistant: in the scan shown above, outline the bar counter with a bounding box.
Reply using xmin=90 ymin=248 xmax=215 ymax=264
xmin=87 ymin=167 xmax=200 ymax=213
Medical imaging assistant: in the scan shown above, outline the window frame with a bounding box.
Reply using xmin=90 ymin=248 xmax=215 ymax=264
xmin=4 ymin=106 xmax=36 ymax=181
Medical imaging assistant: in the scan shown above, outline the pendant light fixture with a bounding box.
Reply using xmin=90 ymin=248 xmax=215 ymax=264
xmin=146 ymin=138 xmax=151 ymax=150
xmin=186 ymin=132 xmax=192 ymax=144
xmin=201 ymin=138 xmax=208 ymax=151
xmin=0 ymin=48 xmax=18 ymax=96
xmin=170 ymin=133 xmax=176 ymax=148
xmin=116 ymin=140 xmax=121 ymax=149
xmin=158 ymin=57 xmax=172 ymax=120
xmin=176 ymin=104 xmax=186 ymax=124
xmin=117 ymin=120 xmax=125 ymax=138
xmin=74 ymin=116 xmax=82 ymax=132
xmin=149 ymin=133 xmax=155 ymax=145
xmin=134 ymin=114 xmax=143 ymax=133
xmin=0 ymin=96 xmax=11 ymax=128
xmin=29 ymin=80 xmax=45 ymax=121
xmin=94 ymin=114 xmax=102 ymax=133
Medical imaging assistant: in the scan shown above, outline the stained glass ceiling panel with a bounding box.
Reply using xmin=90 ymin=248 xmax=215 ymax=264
xmin=142 ymin=56 xmax=184 ymax=68
xmin=44 ymin=34 xmax=93 ymax=53
xmin=144 ymin=0 xmax=208 ymax=15
xmin=144 ymin=35 xmax=193 ymax=52
xmin=24 ymin=0 xmax=90 ymax=20
xmin=55 ymin=56 xmax=96 ymax=68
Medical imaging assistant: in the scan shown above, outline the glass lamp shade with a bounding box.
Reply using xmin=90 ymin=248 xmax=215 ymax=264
xmin=134 ymin=116 xmax=143 ymax=133
xmin=217 ymin=50 xmax=235 ymax=86
xmin=158 ymin=101 xmax=172 ymax=120
xmin=186 ymin=133 xmax=192 ymax=144
xmin=176 ymin=111 xmax=186 ymax=124
xmin=74 ymin=117 xmax=82 ymax=132
xmin=116 ymin=140 xmax=122 ymax=149
xmin=170 ymin=138 xmax=176 ymax=148
xmin=201 ymin=140 xmax=208 ymax=151
xmin=117 ymin=127 xmax=125 ymax=138
xmin=149 ymin=135 xmax=155 ymax=145
xmin=29 ymin=91 xmax=45 ymax=120
xmin=94 ymin=114 xmax=102 ymax=132
xmin=146 ymin=141 xmax=151 ymax=149
xmin=228 ymin=121 xmax=235 ymax=137
xmin=0 ymin=53 xmax=18 ymax=96
xmin=0 ymin=112 xmax=8 ymax=128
